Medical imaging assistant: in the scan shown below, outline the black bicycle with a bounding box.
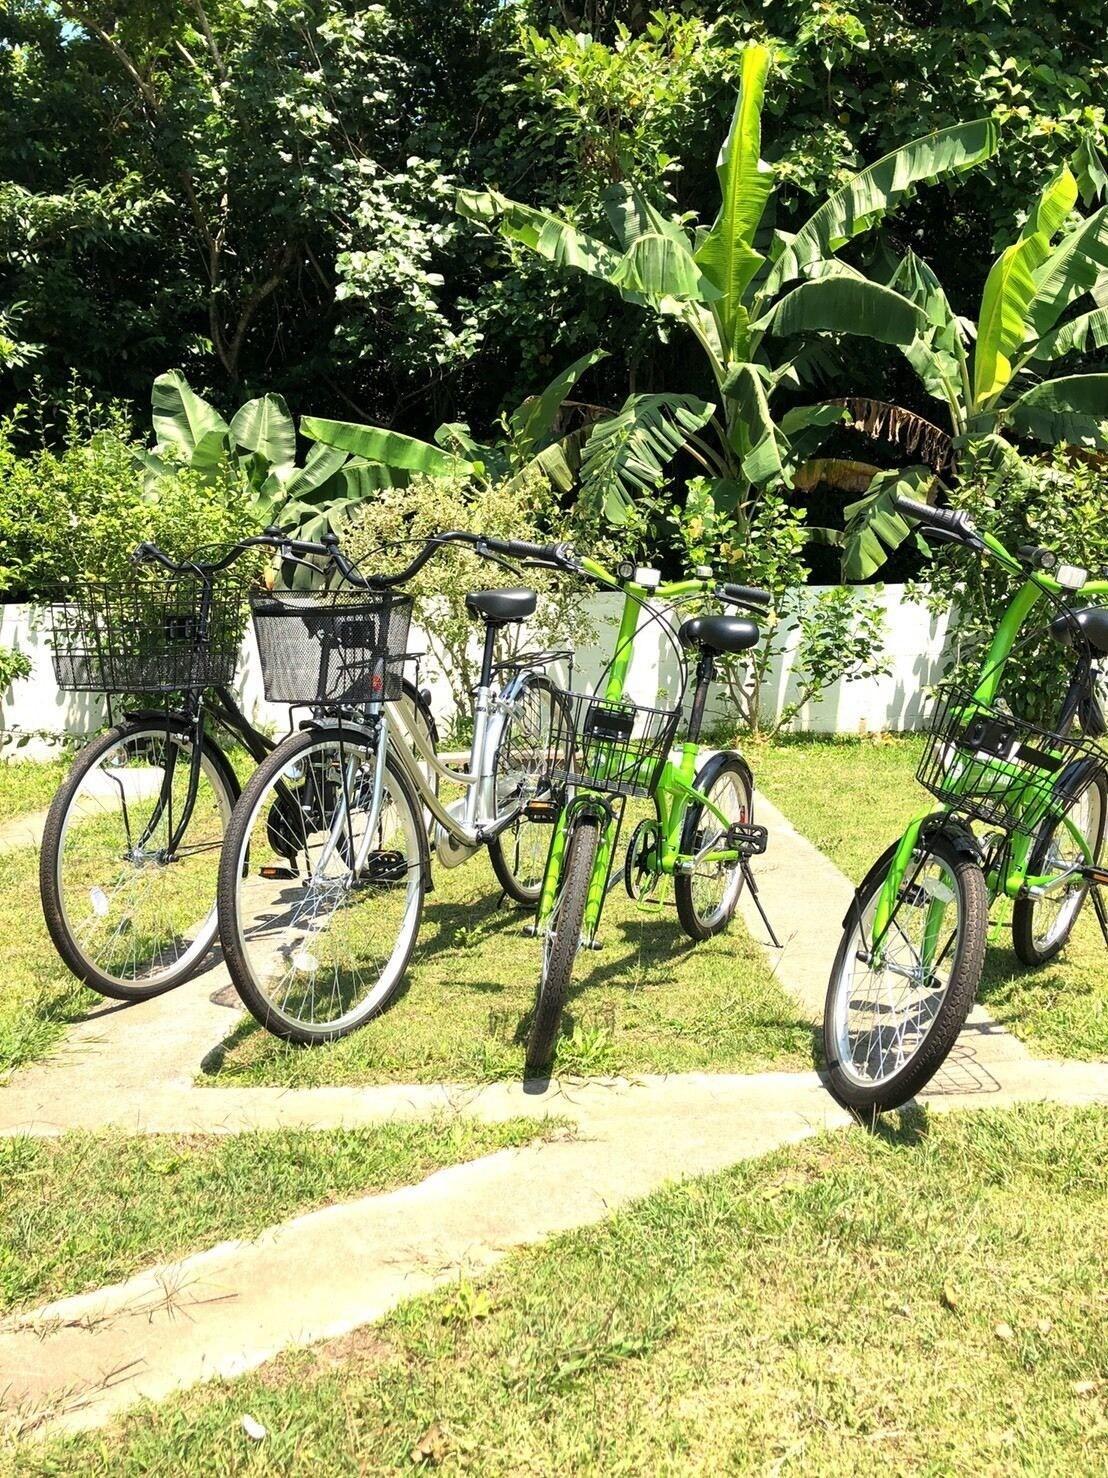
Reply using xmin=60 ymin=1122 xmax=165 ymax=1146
xmin=38 ymin=533 xmax=437 ymax=1002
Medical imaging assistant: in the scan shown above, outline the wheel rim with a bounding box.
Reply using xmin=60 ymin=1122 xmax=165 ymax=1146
xmin=494 ymin=679 xmax=558 ymax=896
xmin=231 ymin=737 xmax=422 ymax=1032
xmin=1030 ymin=783 xmax=1103 ymax=953
xmin=55 ymin=729 xmax=231 ymax=988
xmin=688 ymin=771 xmax=748 ymax=929
xmin=831 ymin=851 xmax=963 ymax=1089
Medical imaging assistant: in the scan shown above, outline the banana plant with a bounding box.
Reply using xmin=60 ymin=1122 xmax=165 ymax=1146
xmin=838 ymin=144 xmax=1108 ymax=576
xmin=138 ymin=369 xmax=476 ymax=546
xmin=456 ymin=44 xmax=997 ymax=535
xmin=302 ymin=346 xmax=607 ymax=495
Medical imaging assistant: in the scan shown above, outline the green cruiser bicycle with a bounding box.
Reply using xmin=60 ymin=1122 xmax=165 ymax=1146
xmin=823 ymin=495 xmax=1108 ymax=1114
xmin=522 ymin=548 xmax=776 ymax=1075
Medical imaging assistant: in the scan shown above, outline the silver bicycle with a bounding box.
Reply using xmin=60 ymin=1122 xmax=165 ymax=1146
xmin=216 ymin=530 xmax=570 ymax=1043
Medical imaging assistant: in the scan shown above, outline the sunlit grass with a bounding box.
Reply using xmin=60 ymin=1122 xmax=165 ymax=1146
xmin=18 ymin=1104 xmax=1107 ymax=1474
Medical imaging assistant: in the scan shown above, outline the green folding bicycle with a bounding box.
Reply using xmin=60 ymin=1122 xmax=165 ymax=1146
xmin=518 ymin=548 xmax=777 ymax=1076
xmin=823 ymin=494 xmax=1108 ymax=1114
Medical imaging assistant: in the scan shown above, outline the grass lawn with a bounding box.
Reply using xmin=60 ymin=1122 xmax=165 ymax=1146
xmin=0 ymin=1116 xmax=555 ymax=1314
xmin=204 ymin=838 xmax=813 ymax=1088
xmin=0 ymin=758 xmax=71 ymax=821
xmin=14 ymin=1103 xmax=1107 ymax=1474
xmin=0 ymin=840 xmax=95 ymax=1077
xmin=757 ymin=735 xmax=1108 ymax=1060
xmin=0 ymin=779 xmax=810 ymax=1087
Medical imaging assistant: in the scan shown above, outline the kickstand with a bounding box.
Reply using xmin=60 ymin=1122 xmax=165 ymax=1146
xmin=1092 ymin=884 xmax=1108 ymax=950
xmin=742 ymin=860 xmax=781 ymax=948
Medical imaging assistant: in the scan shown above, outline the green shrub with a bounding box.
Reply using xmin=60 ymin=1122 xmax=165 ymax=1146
xmin=342 ymin=470 xmax=609 ymax=725
xmin=0 ymin=405 xmax=261 ymax=603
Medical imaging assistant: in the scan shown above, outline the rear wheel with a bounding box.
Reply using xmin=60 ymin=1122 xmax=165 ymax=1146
xmin=823 ymin=834 xmax=988 ymax=1115
xmin=218 ymin=725 xmax=426 ymax=1044
xmin=525 ymin=814 xmax=599 ymax=1077
xmin=1012 ymin=771 xmax=1106 ymax=966
xmin=674 ymin=756 xmax=752 ymax=940
xmin=40 ymin=720 xmax=236 ymax=1000
xmin=489 ymin=673 xmax=565 ymax=906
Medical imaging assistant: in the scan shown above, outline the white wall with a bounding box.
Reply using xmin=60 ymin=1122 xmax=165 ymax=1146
xmin=1 ymin=585 xmax=953 ymax=757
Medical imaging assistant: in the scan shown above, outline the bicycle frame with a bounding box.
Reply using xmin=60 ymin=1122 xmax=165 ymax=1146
xmin=535 ymin=562 xmax=746 ymax=942
xmin=324 ymin=661 xmax=560 ymax=877
xmin=870 ymin=536 xmax=1108 ymax=952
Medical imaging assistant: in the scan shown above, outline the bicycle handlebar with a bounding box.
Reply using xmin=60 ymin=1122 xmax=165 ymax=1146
xmin=719 ymin=581 xmax=771 ymax=608
xmin=893 ymin=495 xmax=981 ymax=546
xmin=476 ymin=534 xmax=571 ymax=567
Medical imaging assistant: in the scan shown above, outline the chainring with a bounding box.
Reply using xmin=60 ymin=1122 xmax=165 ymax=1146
xmin=624 ymin=818 xmax=663 ymax=902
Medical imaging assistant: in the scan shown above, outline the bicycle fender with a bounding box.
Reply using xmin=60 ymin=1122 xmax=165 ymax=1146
xmin=919 ymin=813 xmax=985 ymax=865
xmin=119 ymin=709 xmax=242 ymax=804
xmin=862 ymin=811 xmax=983 ymax=936
xmin=565 ymin=792 xmax=614 ymax=826
xmin=690 ymin=749 xmax=755 ymax=812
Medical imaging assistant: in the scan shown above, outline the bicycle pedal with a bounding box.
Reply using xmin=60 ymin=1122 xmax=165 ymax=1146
xmin=358 ymin=849 xmax=407 ymax=883
xmin=523 ymin=799 xmax=559 ymax=823
xmin=259 ymin=865 xmax=297 ymax=880
xmin=1082 ymin=865 xmax=1108 ymax=887
xmin=725 ymin=822 xmax=768 ymax=856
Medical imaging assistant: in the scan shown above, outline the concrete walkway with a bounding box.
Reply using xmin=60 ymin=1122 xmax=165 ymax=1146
xmin=1 ymin=790 xmax=1105 ymax=1438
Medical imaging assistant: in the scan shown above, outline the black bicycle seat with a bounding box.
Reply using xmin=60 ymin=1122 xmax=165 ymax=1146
xmin=1050 ymin=606 xmax=1108 ymax=656
xmin=465 ymin=587 xmax=537 ymax=624
xmin=678 ymin=614 xmax=760 ymax=656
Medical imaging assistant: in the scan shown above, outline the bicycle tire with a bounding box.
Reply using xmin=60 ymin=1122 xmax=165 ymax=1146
xmin=489 ymin=672 xmax=568 ymax=907
xmin=674 ymin=753 xmax=753 ymax=940
xmin=823 ymin=833 xmax=988 ymax=1115
xmin=525 ymin=814 xmax=599 ymax=1076
xmin=40 ymin=719 xmax=238 ymax=1001
xmin=218 ymin=723 xmax=427 ymax=1045
xmin=1012 ymin=770 xmax=1107 ymax=966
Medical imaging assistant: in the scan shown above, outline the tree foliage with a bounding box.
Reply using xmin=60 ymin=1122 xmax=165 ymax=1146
xmin=1 ymin=0 xmax=1106 ymax=442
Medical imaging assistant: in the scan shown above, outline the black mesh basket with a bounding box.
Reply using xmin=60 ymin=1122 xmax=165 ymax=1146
xmin=916 ymin=685 xmax=1103 ymax=834
xmin=547 ymin=690 xmax=681 ymax=799
xmin=250 ymin=587 xmax=413 ymax=707
xmin=48 ymin=573 xmax=247 ymax=694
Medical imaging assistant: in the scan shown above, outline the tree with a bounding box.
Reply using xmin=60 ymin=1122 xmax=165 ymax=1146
xmin=457 ymin=45 xmax=995 ymax=556
xmin=836 ymin=147 xmax=1108 ymax=577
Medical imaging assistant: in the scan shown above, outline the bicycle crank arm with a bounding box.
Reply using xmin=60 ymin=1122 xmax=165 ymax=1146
xmin=1080 ymin=863 xmax=1108 ymax=888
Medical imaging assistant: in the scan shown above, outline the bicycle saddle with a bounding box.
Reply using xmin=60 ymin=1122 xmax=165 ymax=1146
xmin=1049 ymin=605 xmax=1108 ymax=656
xmin=678 ymin=614 xmax=760 ymax=655
xmin=465 ymin=587 xmax=537 ymax=624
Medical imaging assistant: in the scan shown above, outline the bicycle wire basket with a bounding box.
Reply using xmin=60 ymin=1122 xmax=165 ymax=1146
xmin=48 ymin=572 xmax=248 ymax=695
xmin=250 ymin=586 xmax=413 ymax=707
xmin=547 ymin=689 xmax=682 ymax=800
xmin=916 ymin=684 xmax=1104 ymax=835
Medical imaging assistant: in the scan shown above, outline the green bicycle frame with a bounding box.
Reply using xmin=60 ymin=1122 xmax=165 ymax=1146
xmin=535 ymin=558 xmax=745 ymax=942
xmin=871 ymin=533 xmax=1108 ymax=952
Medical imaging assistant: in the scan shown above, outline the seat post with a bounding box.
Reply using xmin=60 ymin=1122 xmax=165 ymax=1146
xmin=478 ymin=621 xmax=499 ymax=689
xmin=686 ymin=652 xmax=715 ymax=743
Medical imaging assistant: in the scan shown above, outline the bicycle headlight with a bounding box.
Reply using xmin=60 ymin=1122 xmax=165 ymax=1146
xmin=1056 ymin=563 xmax=1088 ymax=591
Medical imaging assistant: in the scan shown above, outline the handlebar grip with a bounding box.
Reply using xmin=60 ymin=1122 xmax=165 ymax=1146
xmin=721 ymin=582 xmax=772 ymax=608
xmin=893 ymin=495 xmax=977 ymax=541
xmin=479 ymin=535 xmax=565 ymax=563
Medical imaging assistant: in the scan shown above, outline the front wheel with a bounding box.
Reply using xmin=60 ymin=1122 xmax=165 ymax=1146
xmin=40 ymin=719 xmax=237 ymax=1000
xmin=525 ymin=814 xmax=599 ymax=1077
xmin=489 ymin=672 xmax=566 ymax=907
xmin=1012 ymin=771 xmax=1106 ymax=966
xmin=822 ymin=833 xmax=988 ymax=1115
xmin=218 ymin=724 xmax=427 ymax=1045
xmin=674 ymin=754 xmax=753 ymax=940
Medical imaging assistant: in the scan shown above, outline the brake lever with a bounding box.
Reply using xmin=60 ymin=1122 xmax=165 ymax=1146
xmin=473 ymin=539 xmax=525 ymax=578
